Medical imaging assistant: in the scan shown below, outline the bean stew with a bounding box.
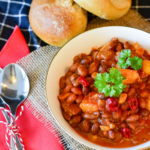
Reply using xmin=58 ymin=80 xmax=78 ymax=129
xmin=58 ymin=38 xmax=150 ymax=148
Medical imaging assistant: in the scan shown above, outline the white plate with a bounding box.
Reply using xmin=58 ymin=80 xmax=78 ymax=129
xmin=45 ymin=26 xmax=150 ymax=150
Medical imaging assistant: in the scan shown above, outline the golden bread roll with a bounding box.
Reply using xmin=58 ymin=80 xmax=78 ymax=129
xmin=29 ymin=0 xmax=87 ymax=47
xmin=74 ymin=0 xmax=132 ymax=20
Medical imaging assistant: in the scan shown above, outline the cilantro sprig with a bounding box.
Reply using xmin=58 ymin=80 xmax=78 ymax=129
xmin=94 ymin=68 xmax=126 ymax=97
xmin=117 ymin=49 xmax=143 ymax=70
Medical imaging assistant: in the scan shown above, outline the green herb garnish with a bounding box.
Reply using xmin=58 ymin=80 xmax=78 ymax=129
xmin=94 ymin=67 xmax=126 ymax=97
xmin=117 ymin=49 xmax=143 ymax=70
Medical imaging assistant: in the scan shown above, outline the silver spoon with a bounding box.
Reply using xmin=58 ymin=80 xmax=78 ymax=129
xmin=0 ymin=63 xmax=30 ymax=150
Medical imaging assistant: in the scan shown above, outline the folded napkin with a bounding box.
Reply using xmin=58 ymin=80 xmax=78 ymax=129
xmin=0 ymin=25 xmax=64 ymax=150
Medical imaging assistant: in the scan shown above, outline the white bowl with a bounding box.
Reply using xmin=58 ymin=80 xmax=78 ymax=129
xmin=45 ymin=26 xmax=150 ymax=150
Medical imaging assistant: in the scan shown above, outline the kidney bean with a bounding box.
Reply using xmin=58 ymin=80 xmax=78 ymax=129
xmin=63 ymin=84 xmax=73 ymax=94
xmin=129 ymin=108 xmax=139 ymax=115
xmin=65 ymin=71 xmax=73 ymax=78
xmin=120 ymin=101 xmax=130 ymax=110
xmin=67 ymin=94 xmax=77 ymax=103
xmin=98 ymin=130 xmax=104 ymax=138
xmin=82 ymin=86 xmax=90 ymax=96
xmin=139 ymin=109 xmax=150 ymax=117
xmin=66 ymin=76 xmax=72 ymax=85
xmin=72 ymin=115 xmax=82 ymax=124
xmin=81 ymin=58 xmax=90 ymax=65
xmin=70 ymin=73 xmax=79 ymax=82
xmin=115 ymin=43 xmax=123 ymax=51
xmin=88 ymin=62 xmax=98 ymax=75
xmin=76 ymin=95 xmax=84 ymax=104
xmin=108 ymin=130 xmax=115 ymax=139
xmin=138 ymin=98 xmax=146 ymax=109
xmin=97 ymin=50 xmax=115 ymax=60
xmin=124 ymin=41 xmax=132 ymax=49
xmin=113 ymin=132 xmax=123 ymax=143
xmin=98 ymin=66 xmax=107 ymax=73
xmin=140 ymin=90 xmax=150 ymax=98
xmin=128 ymin=122 xmax=139 ymax=130
xmin=89 ymin=118 xmax=99 ymax=124
xmin=82 ymin=112 xmax=100 ymax=120
xmin=103 ymin=131 xmax=109 ymax=138
xmin=69 ymin=63 xmax=80 ymax=72
xmin=112 ymin=110 xmax=122 ymax=120
xmin=69 ymin=104 xmax=81 ymax=115
xmin=90 ymin=122 xmax=100 ymax=135
xmin=62 ymin=111 xmax=71 ymax=121
xmin=77 ymin=65 xmax=88 ymax=76
xmin=71 ymin=87 xmax=82 ymax=95
xmin=101 ymin=111 xmax=111 ymax=119
xmin=120 ymin=122 xmax=127 ymax=128
xmin=83 ymin=120 xmax=90 ymax=133
xmin=59 ymin=76 xmax=66 ymax=89
xmin=126 ymin=114 xmax=140 ymax=122
xmin=127 ymin=88 xmax=136 ymax=98
xmin=139 ymin=82 xmax=146 ymax=90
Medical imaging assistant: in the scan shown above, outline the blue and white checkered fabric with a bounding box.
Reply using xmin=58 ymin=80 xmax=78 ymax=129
xmin=0 ymin=0 xmax=150 ymax=52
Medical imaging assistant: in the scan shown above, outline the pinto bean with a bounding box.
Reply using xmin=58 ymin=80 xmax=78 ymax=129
xmin=128 ymin=122 xmax=138 ymax=130
xmin=65 ymin=71 xmax=73 ymax=78
xmin=72 ymin=78 xmax=80 ymax=87
xmin=69 ymin=63 xmax=80 ymax=72
xmin=82 ymin=112 xmax=100 ymax=120
xmin=103 ymin=131 xmax=109 ymax=138
xmin=72 ymin=115 xmax=82 ymax=124
xmin=67 ymin=94 xmax=77 ymax=103
xmin=129 ymin=108 xmax=139 ymax=115
xmin=76 ymin=95 xmax=84 ymax=104
xmin=66 ymin=76 xmax=71 ymax=85
xmin=83 ymin=120 xmax=90 ymax=133
xmin=98 ymin=93 xmax=107 ymax=100
xmin=138 ymin=98 xmax=146 ymax=109
xmin=88 ymin=62 xmax=99 ymax=75
xmin=120 ymin=122 xmax=127 ymax=128
xmin=101 ymin=111 xmax=112 ymax=119
xmin=112 ymin=110 xmax=122 ymax=120
xmin=82 ymin=86 xmax=90 ymax=96
xmin=126 ymin=114 xmax=140 ymax=122
xmin=59 ymin=76 xmax=66 ymax=89
xmin=108 ymin=130 xmax=115 ymax=139
xmin=90 ymin=122 xmax=100 ymax=135
xmin=77 ymin=65 xmax=88 ymax=76
xmin=146 ymin=85 xmax=150 ymax=90
xmin=86 ymin=77 xmax=94 ymax=85
xmin=71 ymin=87 xmax=82 ymax=95
xmin=127 ymin=88 xmax=136 ymax=97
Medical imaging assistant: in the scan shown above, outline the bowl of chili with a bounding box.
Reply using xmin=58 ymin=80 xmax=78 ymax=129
xmin=45 ymin=26 xmax=150 ymax=150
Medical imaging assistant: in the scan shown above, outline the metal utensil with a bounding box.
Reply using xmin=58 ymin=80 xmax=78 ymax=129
xmin=0 ymin=63 xmax=30 ymax=150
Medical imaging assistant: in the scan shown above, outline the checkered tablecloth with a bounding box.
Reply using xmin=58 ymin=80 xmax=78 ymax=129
xmin=0 ymin=0 xmax=150 ymax=52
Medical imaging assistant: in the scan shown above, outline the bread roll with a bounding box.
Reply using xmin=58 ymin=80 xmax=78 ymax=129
xmin=74 ymin=0 xmax=131 ymax=20
xmin=29 ymin=0 xmax=87 ymax=47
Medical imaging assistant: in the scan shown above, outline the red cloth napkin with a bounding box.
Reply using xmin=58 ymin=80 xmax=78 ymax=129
xmin=0 ymin=25 xmax=64 ymax=150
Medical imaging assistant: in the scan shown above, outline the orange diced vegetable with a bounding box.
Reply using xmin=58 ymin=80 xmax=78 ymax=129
xmin=133 ymin=42 xmax=138 ymax=50
xmin=136 ymin=48 xmax=144 ymax=56
xmin=145 ymin=98 xmax=150 ymax=111
xmin=80 ymin=99 xmax=99 ymax=113
xmin=120 ymin=69 xmax=140 ymax=84
xmin=119 ymin=93 xmax=127 ymax=104
xmin=142 ymin=60 xmax=150 ymax=75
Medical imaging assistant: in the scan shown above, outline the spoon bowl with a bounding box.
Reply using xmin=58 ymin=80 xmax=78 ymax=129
xmin=0 ymin=63 xmax=30 ymax=117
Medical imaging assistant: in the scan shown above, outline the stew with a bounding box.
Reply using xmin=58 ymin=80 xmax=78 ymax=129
xmin=58 ymin=37 xmax=150 ymax=148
